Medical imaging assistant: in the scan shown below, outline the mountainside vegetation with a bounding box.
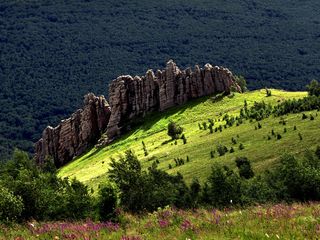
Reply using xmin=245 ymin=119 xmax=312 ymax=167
xmin=1 ymin=0 xmax=320 ymax=159
xmin=1 ymin=87 xmax=320 ymax=239
xmin=59 ymin=89 xmax=320 ymax=189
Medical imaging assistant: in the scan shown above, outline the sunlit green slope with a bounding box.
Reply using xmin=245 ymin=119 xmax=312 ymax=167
xmin=58 ymin=90 xmax=320 ymax=190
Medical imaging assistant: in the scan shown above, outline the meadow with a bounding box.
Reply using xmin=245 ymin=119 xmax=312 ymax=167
xmin=58 ymin=89 xmax=320 ymax=190
xmin=1 ymin=202 xmax=319 ymax=240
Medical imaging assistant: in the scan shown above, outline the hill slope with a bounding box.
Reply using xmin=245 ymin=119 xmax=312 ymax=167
xmin=1 ymin=0 xmax=320 ymax=159
xmin=58 ymin=89 xmax=320 ymax=190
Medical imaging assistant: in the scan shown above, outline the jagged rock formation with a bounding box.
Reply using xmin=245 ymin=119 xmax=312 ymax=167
xmin=35 ymin=60 xmax=240 ymax=167
xmin=35 ymin=93 xmax=111 ymax=167
xmin=106 ymin=60 xmax=240 ymax=139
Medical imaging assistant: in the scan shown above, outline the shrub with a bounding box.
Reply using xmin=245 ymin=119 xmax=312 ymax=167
xmin=229 ymin=147 xmax=235 ymax=153
xmin=97 ymin=184 xmax=118 ymax=221
xmin=0 ymin=186 xmax=24 ymax=222
xmin=302 ymin=113 xmax=308 ymax=120
xmin=235 ymin=157 xmax=254 ymax=179
xmin=167 ymin=121 xmax=183 ymax=140
xmin=306 ymin=79 xmax=320 ymax=97
xmin=239 ymin=143 xmax=245 ymax=150
xmin=181 ymin=134 xmax=187 ymax=144
xmin=277 ymin=133 xmax=282 ymax=140
xmin=204 ymin=165 xmax=242 ymax=207
xmin=217 ymin=144 xmax=228 ymax=156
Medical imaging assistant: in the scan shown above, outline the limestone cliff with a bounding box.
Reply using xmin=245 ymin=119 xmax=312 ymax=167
xmin=35 ymin=93 xmax=111 ymax=167
xmin=35 ymin=60 xmax=240 ymax=167
xmin=106 ymin=60 xmax=240 ymax=140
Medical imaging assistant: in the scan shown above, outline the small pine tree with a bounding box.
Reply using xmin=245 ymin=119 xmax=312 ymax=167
xmin=283 ymin=128 xmax=287 ymax=133
xmin=210 ymin=151 xmax=215 ymax=158
xmin=255 ymin=126 xmax=257 ymax=130
xmin=239 ymin=143 xmax=245 ymax=150
xmin=299 ymin=133 xmax=303 ymax=140
xmin=267 ymin=135 xmax=271 ymax=140
xmin=209 ymin=124 xmax=213 ymax=134
xmin=181 ymin=134 xmax=187 ymax=144
xmin=186 ymin=156 xmax=190 ymax=162
xmin=229 ymin=147 xmax=235 ymax=153
xmin=302 ymin=113 xmax=308 ymax=120
xmin=258 ymin=122 xmax=262 ymax=129
xmin=293 ymin=125 xmax=297 ymax=130
xmin=198 ymin=123 xmax=202 ymax=130
xmin=310 ymin=114 xmax=315 ymax=120
xmin=315 ymin=146 xmax=320 ymax=159
xmin=231 ymin=137 xmax=237 ymax=145
xmin=202 ymin=122 xmax=207 ymax=130
xmin=271 ymin=129 xmax=275 ymax=135
xmin=168 ymin=164 xmax=172 ymax=169
xmin=277 ymin=133 xmax=282 ymax=140
xmin=174 ymin=140 xmax=177 ymax=145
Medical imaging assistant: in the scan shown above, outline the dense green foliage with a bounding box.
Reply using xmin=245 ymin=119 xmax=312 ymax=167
xmin=1 ymin=0 xmax=320 ymax=159
xmin=0 ymin=150 xmax=97 ymax=221
xmin=108 ymin=150 xmax=191 ymax=212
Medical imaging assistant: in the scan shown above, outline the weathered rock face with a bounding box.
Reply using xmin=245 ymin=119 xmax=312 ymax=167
xmin=106 ymin=60 xmax=241 ymax=140
xmin=35 ymin=93 xmax=111 ymax=167
xmin=35 ymin=60 xmax=240 ymax=167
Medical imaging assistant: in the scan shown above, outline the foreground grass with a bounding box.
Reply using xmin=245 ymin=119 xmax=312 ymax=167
xmin=57 ymin=89 xmax=319 ymax=190
xmin=2 ymin=202 xmax=320 ymax=240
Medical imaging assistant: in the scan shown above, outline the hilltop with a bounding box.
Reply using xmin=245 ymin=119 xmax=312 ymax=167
xmin=58 ymin=89 xmax=320 ymax=190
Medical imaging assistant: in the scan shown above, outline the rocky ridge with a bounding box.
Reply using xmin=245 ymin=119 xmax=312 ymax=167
xmin=35 ymin=93 xmax=111 ymax=167
xmin=106 ymin=60 xmax=240 ymax=139
xmin=35 ymin=61 xmax=240 ymax=166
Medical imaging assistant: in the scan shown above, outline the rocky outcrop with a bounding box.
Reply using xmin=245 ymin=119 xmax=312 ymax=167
xmin=106 ymin=60 xmax=241 ymax=140
xmin=35 ymin=93 xmax=111 ymax=167
xmin=35 ymin=60 xmax=240 ymax=167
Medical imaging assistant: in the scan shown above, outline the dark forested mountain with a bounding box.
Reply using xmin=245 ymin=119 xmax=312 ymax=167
xmin=0 ymin=0 xmax=320 ymax=159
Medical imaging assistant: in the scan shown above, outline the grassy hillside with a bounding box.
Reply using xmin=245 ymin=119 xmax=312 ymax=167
xmin=58 ymin=89 xmax=320 ymax=190
xmin=1 ymin=0 xmax=320 ymax=160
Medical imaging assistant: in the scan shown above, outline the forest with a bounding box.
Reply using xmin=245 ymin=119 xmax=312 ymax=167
xmin=1 ymin=0 xmax=320 ymax=159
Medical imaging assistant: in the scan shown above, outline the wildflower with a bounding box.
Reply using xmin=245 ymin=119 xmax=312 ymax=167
xmin=230 ymin=199 xmax=233 ymax=204
xmin=265 ymin=233 xmax=269 ymax=238
xmin=276 ymin=234 xmax=280 ymax=239
xmin=158 ymin=219 xmax=169 ymax=228
xmin=181 ymin=220 xmax=193 ymax=231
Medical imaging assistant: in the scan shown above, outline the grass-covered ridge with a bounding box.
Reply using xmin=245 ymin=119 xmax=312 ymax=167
xmin=58 ymin=89 xmax=320 ymax=189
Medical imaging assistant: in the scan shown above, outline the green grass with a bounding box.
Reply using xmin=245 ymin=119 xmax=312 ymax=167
xmin=58 ymin=89 xmax=320 ymax=190
xmin=2 ymin=202 xmax=320 ymax=239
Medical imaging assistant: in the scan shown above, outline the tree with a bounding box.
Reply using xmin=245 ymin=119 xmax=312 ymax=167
xmin=235 ymin=75 xmax=247 ymax=92
xmin=0 ymin=186 xmax=24 ymax=222
xmin=167 ymin=121 xmax=184 ymax=140
xmin=97 ymin=183 xmax=118 ymax=221
xmin=235 ymin=157 xmax=254 ymax=179
xmin=306 ymin=79 xmax=320 ymax=97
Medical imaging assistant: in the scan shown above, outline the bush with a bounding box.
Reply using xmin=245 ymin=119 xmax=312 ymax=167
xmin=167 ymin=121 xmax=183 ymax=140
xmin=204 ymin=165 xmax=242 ymax=207
xmin=0 ymin=186 xmax=24 ymax=222
xmin=97 ymin=184 xmax=118 ymax=221
xmin=217 ymin=144 xmax=228 ymax=156
xmin=235 ymin=157 xmax=254 ymax=179
xmin=306 ymin=79 xmax=320 ymax=97
xmin=239 ymin=143 xmax=245 ymax=150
